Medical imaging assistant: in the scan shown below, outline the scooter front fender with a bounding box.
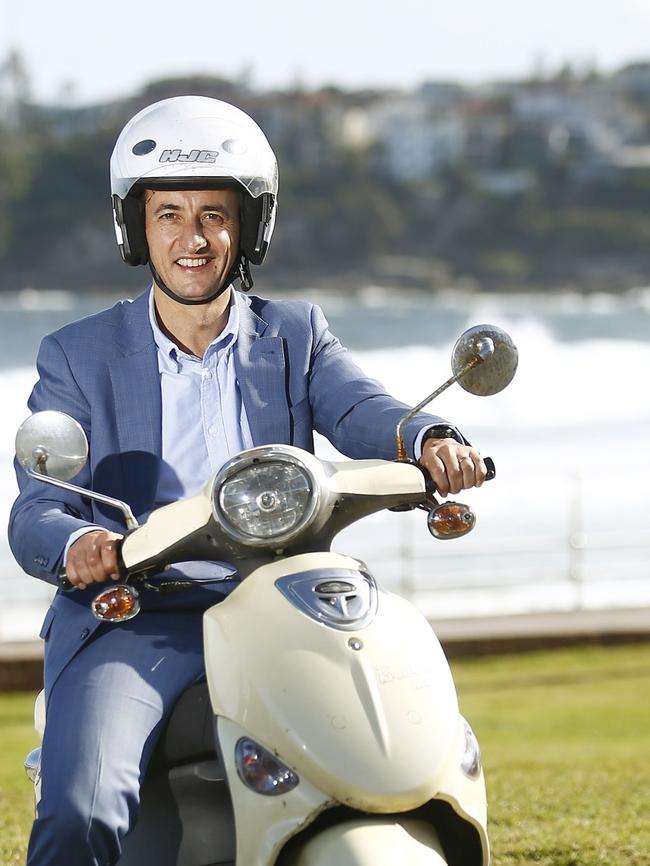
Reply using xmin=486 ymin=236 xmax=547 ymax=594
xmin=279 ymin=817 xmax=448 ymax=865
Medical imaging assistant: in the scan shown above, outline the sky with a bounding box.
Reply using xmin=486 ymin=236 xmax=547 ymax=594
xmin=2 ymin=0 xmax=650 ymax=105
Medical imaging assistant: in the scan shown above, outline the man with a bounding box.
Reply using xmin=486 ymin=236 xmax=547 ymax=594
xmin=9 ymin=96 xmax=486 ymax=866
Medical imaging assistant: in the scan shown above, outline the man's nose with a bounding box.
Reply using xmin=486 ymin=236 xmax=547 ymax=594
xmin=184 ymin=220 xmax=208 ymax=251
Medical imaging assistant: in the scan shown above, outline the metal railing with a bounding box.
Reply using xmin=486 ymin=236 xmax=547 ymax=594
xmin=335 ymin=470 xmax=650 ymax=619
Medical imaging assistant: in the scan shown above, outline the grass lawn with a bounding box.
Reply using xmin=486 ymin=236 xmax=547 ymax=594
xmin=1 ymin=643 xmax=649 ymax=864
xmin=452 ymin=643 xmax=650 ymax=866
xmin=0 ymin=692 xmax=39 ymax=865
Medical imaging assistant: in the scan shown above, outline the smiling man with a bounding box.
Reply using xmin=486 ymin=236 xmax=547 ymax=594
xmin=9 ymin=96 xmax=486 ymax=866
xmin=146 ymin=188 xmax=240 ymax=302
xmin=145 ymin=188 xmax=241 ymax=353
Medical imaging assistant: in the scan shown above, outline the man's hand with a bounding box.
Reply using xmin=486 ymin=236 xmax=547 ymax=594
xmin=420 ymin=438 xmax=487 ymax=497
xmin=66 ymin=530 xmax=124 ymax=588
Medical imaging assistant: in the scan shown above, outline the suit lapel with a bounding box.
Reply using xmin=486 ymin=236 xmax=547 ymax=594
xmin=108 ymin=292 xmax=162 ymax=516
xmin=235 ymin=295 xmax=291 ymax=446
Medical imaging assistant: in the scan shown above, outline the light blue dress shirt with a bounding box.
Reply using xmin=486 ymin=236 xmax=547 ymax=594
xmin=150 ymin=288 xmax=253 ymax=505
xmin=147 ymin=288 xmax=254 ymax=582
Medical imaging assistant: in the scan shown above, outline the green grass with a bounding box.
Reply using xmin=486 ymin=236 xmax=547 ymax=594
xmin=0 ymin=692 xmax=39 ymax=865
xmin=452 ymin=644 xmax=650 ymax=866
xmin=1 ymin=644 xmax=649 ymax=865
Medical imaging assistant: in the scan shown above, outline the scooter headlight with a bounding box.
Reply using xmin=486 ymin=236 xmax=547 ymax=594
xmin=235 ymin=737 xmax=299 ymax=796
xmin=212 ymin=448 xmax=318 ymax=546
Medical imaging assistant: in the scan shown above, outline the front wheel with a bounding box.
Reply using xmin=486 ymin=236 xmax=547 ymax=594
xmin=279 ymin=817 xmax=447 ymax=865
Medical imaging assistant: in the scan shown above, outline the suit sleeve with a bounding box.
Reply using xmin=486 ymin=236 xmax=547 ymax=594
xmin=8 ymin=334 xmax=100 ymax=585
xmin=307 ymin=304 xmax=468 ymax=460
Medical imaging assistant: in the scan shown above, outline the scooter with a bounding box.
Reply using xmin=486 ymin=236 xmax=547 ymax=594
xmin=17 ymin=325 xmax=517 ymax=866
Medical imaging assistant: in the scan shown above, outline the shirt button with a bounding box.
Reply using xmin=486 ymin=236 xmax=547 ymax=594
xmin=202 ymin=370 xmax=212 ymax=380
xmin=208 ymin=425 xmax=216 ymax=436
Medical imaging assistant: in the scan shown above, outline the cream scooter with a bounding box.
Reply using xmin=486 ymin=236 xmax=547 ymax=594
xmin=18 ymin=325 xmax=517 ymax=866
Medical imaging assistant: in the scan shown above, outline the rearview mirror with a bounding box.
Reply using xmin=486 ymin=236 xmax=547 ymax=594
xmin=451 ymin=324 xmax=518 ymax=396
xmin=15 ymin=411 xmax=88 ymax=481
xmin=15 ymin=410 xmax=139 ymax=530
xmin=395 ymin=323 xmax=518 ymax=458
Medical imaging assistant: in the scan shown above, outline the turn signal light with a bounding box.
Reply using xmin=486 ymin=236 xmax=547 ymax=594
xmin=91 ymin=584 xmax=141 ymax=622
xmin=460 ymin=718 xmax=482 ymax=779
xmin=427 ymin=502 xmax=476 ymax=539
xmin=24 ymin=747 xmax=41 ymax=784
xmin=235 ymin=737 xmax=299 ymax=796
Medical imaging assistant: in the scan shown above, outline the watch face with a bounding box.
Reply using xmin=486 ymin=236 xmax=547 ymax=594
xmin=424 ymin=425 xmax=456 ymax=442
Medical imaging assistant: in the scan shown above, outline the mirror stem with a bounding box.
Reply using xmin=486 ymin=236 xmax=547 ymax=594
xmin=395 ymin=338 xmax=494 ymax=459
xmin=25 ymin=468 xmax=139 ymax=530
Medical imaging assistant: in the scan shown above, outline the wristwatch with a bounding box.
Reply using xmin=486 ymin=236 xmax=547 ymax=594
xmin=421 ymin=425 xmax=461 ymax=444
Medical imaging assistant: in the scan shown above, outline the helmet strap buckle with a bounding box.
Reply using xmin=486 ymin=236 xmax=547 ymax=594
xmin=238 ymin=258 xmax=254 ymax=292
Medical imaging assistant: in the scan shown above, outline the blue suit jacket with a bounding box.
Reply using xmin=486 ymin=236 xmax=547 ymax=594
xmin=9 ymin=289 xmax=458 ymax=692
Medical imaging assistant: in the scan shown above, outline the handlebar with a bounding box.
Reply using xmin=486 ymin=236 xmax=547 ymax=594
xmin=57 ymin=457 xmax=496 ymax=591
xmin=58 ymin=572 xmax=73 ymax=591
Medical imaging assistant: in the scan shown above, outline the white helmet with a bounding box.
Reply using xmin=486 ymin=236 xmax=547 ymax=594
xmin=110 ymin=95 xmax=278 ymax=285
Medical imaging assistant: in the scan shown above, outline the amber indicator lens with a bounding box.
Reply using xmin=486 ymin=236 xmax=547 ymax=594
xmin=427 ymin=502 xmax=476 ymax=539
xmin=91 ymin=584 xmax=141 ymax=622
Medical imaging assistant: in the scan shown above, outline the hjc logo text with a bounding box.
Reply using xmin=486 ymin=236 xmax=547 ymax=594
xmin=159 ymin=149 xmax=218 ymax=164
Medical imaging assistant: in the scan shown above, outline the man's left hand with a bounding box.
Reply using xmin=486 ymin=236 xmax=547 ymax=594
xmin=420 ymin=438 xmax=487 ymax=497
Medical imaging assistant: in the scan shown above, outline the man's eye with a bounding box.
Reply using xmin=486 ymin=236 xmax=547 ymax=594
xmin=204 ymin=212 xmax=224 ymax=223
xmin=159 ymin=212 xmax=176 ymax=220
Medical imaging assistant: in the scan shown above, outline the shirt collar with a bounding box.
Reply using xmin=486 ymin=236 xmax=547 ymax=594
xmin=148 ymin=286 xmax=241 ymax=364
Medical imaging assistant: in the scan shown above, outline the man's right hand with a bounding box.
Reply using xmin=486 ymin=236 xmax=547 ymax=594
xmin=65 ymin=530 xmax=124 ymax=588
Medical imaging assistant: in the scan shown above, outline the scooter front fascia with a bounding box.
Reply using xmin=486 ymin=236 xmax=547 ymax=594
xmin=203 ymin=552 xmax=489 ymax=866
xmin=204 ymin=552 xmax=459 ymax=811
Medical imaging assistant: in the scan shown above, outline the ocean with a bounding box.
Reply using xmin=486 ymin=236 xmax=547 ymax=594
xmin=1 ymin=286 xmax=649 ymax=640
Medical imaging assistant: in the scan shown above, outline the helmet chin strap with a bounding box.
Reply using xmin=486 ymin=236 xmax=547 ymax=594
xmin=148 ymin=257 xmax=254 ymax=306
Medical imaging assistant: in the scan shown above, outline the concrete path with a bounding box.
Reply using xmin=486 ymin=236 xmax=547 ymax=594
xmin=430 ymin=606 xmax=650 ymax=656
xmin=1 ymin=607 xmax=649 ymax=689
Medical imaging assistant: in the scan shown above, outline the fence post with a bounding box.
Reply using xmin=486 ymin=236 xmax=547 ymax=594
xmin=568 ymin=469 xmax=586 ymax=610
xmin=399 ymin=512 xmax=416 ymax=601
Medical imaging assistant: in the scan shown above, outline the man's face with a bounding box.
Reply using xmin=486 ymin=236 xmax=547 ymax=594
xmin=144 ymin=188 xmax=240 ymax=302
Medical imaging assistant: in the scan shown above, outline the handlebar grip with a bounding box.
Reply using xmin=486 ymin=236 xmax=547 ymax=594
xmin=417 ymin=454 xmax=496 ymax=497
xmin=57 ymin=537 xmax=126 ymax=592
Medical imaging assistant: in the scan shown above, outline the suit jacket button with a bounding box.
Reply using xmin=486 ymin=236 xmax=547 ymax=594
xmin=80 ymin=628 xmax=90 ymax=640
